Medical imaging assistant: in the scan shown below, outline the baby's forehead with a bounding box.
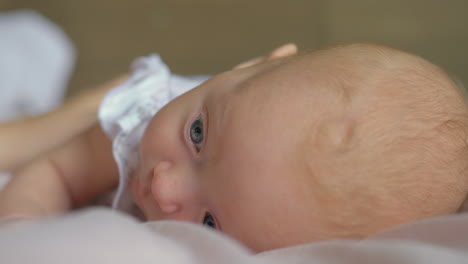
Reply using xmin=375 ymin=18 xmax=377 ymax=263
xmin=206 ymin=55 xmax=351 ymax=167
xmin=226 ymin=53 xmax=343 ymax=102
xmin=206 ymin=44 xmax=454 ymax=155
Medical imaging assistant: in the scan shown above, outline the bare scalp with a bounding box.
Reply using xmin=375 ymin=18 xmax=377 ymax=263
xmin=299 ymin=44 xmax=468 ymax=238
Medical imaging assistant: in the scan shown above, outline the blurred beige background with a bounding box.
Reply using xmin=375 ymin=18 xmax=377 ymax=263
xmin=1 ymin=0 xmax=467 ymax=96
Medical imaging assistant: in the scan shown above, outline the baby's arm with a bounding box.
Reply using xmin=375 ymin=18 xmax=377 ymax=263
xmin=0 ymin=76 xmax=126 ymax=172
xmin=0 ymin=124 xmax=119 ymax=218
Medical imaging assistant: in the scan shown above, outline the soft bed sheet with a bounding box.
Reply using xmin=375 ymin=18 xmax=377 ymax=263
xmin=0 ymin=208 xmax=467 ymax=264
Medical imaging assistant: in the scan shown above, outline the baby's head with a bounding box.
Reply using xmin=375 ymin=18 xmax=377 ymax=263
xmin=132 ymin=44 xmax=468 ymax=252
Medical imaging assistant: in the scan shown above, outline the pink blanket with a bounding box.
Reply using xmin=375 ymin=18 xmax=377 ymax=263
xmin=0 ymin=209 xmax=467 ymax=263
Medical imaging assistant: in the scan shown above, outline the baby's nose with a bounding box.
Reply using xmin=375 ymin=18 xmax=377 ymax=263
xmin=150 ymin=161 xmax=200 ymax=217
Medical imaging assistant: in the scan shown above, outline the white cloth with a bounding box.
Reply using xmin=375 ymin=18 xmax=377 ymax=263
xmin=98 ymin=55 xmax=208 ymax=211
xmin=0 ymin=174 xmax=9 ymax=190
xmin=0 ymin=208 xmax=468 ymax=264
xmin=0 ymin=10 xmax=75 ymax=189
xmin=0 ymin=9 xmax=74 ymax=122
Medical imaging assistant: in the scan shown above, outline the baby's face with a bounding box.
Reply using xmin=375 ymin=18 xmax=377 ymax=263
xmin=131 ymin=44 xmax=465 ymax=252
xmin=131 ymin=51 xmax=335 ymax=252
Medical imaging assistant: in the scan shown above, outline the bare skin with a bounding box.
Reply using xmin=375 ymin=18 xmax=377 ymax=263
xmin=1 ymin=44 xmax=467 ymax=253
xmin=0 ymin=76 xmax=126 ymax=172
xmin=133 ymin=44 xmax=468 ymax=251
xmin=0 ymin=77 xmax=125 ymax=216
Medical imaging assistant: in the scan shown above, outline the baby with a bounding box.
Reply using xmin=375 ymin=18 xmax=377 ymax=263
xmin=1 ymin=43 xmax=467 ymax=253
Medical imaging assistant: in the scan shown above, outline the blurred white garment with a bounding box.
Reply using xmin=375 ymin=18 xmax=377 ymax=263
xmin=0 ymin=174 xmax=8 ymax=189
xmin=0 ymin=10 xmax=75 ymax=188
xmin=0 ymin=9 xmax=75 ymax=122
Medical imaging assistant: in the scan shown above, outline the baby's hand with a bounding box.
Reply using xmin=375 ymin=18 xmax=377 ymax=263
xmin=233 ymin=43 xmax=297 ymax=69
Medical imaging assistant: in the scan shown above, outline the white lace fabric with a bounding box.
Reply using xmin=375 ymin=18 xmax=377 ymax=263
xmin=98 ymin=54 xmax=209 ymax=212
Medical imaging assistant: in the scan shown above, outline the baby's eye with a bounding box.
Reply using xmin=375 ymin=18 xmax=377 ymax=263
xmin=189 ymin=117 xmax=204 ymax=152
xmin=203 ymin=212 xmax=217 ymax=229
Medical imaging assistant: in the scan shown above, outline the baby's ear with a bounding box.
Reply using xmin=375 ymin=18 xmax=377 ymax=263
xmin=233 ymin=43 xmax=298 ymax=69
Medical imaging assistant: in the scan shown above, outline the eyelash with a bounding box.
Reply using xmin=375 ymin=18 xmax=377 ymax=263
xmin=190 ymin=117 xmax=204 ymax=152
xmin=203 ymin=212 xmax=217 ymax=229
xmin=186 ymin=110 xmax=207 ymax=154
